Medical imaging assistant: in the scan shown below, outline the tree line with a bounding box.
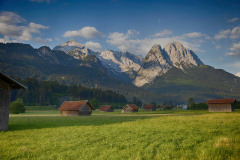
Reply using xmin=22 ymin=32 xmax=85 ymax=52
xmin=11 ymin=78 xmax=127 ymax=106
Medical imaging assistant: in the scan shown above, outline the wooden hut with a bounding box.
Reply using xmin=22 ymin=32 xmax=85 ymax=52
xmin=0 ymin=72 xmax=26 ymax=131
xmin=143 ymin=104 xmax=156 ymax=111
xmin=58 ymin=100 xmax=95 ymax=116
xmin=121 ymin=104 xmax=139 ymax=113
xmin=206 ymin=99 xmax=236 ymax=112
xmin=160 ymin=105 xmax=167 ymax=110
xmin=99 ymin=105 xmax=114 ymax=112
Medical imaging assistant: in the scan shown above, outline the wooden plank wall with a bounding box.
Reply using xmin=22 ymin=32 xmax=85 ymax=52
xmin=208 ymin=104 xmax=232 ymax=112
xmin=61 ymin=111 xmax=79 ymax=116
xmin=0 ymin=79 xmax=10 ymax=131
xmin=79 ymin=104 xmax=92 ymax=116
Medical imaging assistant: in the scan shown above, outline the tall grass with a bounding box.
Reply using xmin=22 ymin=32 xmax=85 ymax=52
xmin=1 ymin=112 xmax=240 ymax=159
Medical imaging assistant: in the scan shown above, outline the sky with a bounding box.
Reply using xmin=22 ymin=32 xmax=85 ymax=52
xmin=0 ymin=0 xmax=240 ymax=76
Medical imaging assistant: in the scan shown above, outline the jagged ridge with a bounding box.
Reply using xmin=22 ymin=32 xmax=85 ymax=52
xmin=133 ymin=42 xmax=203 ymax=87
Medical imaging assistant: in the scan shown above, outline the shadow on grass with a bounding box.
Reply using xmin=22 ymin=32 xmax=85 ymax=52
xmin=8 ymin=115 xmax=153 ymax=131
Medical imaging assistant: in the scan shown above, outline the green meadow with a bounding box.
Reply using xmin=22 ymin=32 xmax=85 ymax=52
xmin=1 ymin=110 xmax=240 ymax=160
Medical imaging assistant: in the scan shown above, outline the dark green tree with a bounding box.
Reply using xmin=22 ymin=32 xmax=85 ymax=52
xmin=90 ymin=98 xmax=98 ymax=108
xmin=188 ymin=97 xmax=195 ymax=107
xmin=10 ymin=98 xmax=25 ymax=114
xmin=132 ymin=97 xmax=142 ymax=107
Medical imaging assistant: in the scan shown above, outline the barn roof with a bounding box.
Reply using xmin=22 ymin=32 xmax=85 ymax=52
xmin=206 ymin=99 xmax=236 ymax=104
xmin=99 ymin=105 xmax=112 ymax=111
xmin=58 ymin=100 xmax=95 ymax=111
xmin=123 ymin=104 xmax=139 ymax=111
xmin=0 ymin=72 xmax=27 ymax=89
xmin=143 ymin=104 xmax=154 ymax=109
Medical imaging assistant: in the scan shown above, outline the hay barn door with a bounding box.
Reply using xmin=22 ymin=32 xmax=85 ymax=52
xmin=0 ymin=80 xmax=10 ymax=131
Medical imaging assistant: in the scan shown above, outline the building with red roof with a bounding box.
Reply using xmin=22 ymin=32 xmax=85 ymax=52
xmin=121 ymin=104 xmax=139 ymax=113
xmin=58 ymin=100 xmax=95 ymax=116
xmin=206 ymin=99 xmax=236 ymax=112
xmin=99 ymin=105 xmax=114 ymax=112
xmin=143 ymin=104 xmax=156 ymax=111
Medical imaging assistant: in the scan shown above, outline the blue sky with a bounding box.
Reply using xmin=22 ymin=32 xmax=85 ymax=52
xmin=0 ymin=0 xmax=240 ymax=76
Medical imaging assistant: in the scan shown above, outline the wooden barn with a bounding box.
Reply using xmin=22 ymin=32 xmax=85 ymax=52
xmin=58 ymin=100 xmax=95 ymax=116
xmin=121 ymin=104 xmax=139 ymax=113
xmin=143 ymin=104 xmax=156 ymax=111
xmin=206 ymin=99 xmax=236 ymax=112
xmin=99 ymin=105 xmax=114 ymax=112
xmin=0 ymin=72 xmax=26 ymax=131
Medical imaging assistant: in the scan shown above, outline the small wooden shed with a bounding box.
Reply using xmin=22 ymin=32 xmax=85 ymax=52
xmin=0 ymin=72 xmax=26 ymax=131
xmin=58 ymin=100 xmax=95 ymax=116
xmin=143 ymin=104 xmax=156 ymax=111
xmin=99 ymin=105 xmax=114 ymax=112
xmin=121 ymin=104 xmax=139 ymax=113
xmin=206 ymin=99 xmax=236 ymax=112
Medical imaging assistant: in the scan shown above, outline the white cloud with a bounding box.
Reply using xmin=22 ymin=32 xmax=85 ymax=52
xmin=230 ymin=26 xmax=240 ymax=39
xmin=28 ymin=22 xmax=48 ymax=33
xmin=215 ymin=26 xmax=240 ymax=40
xmin=0 ymin=11 xmax=50 ymax=44
xmin=0 ymin=11 xmax=25 ymax=25
xmin=151 ymin=30 xmax=173 ymax=37
xmin=184 ymin=32 xmax=203 ymax=38
xmin=85 ymin=41 xmax=102 ymax=51
xmin=107 ymin=30 xmax=201 ymax=55
xmin=215 ymin=45 xmax=221 ymax=49
xmin=33 ymin=37 xmax=52 ymax=44
xmin=229 ymin=62 xmax=240 ymax=68
xmin=226 ymin=52 xmax=236 ymax=56
xmin=228 ymin=18 xmax=239 ymax=23
xmin=54 ymin=37 xmax=60 ymax=41
xmin=215 ymin=29 xmax=231 ymax=40
xmin=226 ymin=42 xmax=240 ymax=56
xmin=236 ymin=72 xmax=240 ymax=77
xmin=63 ymin=26 xmax=104 ymax=39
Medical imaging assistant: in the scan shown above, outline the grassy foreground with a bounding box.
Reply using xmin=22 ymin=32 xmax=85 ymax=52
xmin=1 ymin=111 xmax=240 ymax=160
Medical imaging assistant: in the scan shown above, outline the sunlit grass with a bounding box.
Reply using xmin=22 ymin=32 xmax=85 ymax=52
xmin=1 ymin=111 xmax=240 ymax=159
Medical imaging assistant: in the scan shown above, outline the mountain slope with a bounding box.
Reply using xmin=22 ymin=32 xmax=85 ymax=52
xmin=98 ymin=50 xmax=143 ymax=79
xmin=53 ymin=40 xmax=143 ymax=80
xmin=134 ymin=42 xmax=203 ymax=87
xmin=1 ymin=42 xmax=240 ymax=104
xmin=133 ymin=44 xmax=172 ymax=87
xmin=0 ymin=42 xmax=163 ymax=103
xmin=143 ymin=65 xmax=240 ymax=102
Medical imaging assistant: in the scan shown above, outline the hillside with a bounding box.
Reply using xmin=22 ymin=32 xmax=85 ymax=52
xmin=143 ymin=65 xmax=240 ymax=102
xmin=1 ymin=42 xmax=240 ymax=104
xmin=0 ymin=43 xmax=163 ymax=103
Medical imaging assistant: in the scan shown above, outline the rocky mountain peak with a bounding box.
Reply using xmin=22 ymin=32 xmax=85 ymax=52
xmin=37 ymin=46 xmax=60 ymax=64
xmin=152 ymin=44 xmax=161 ymax=49
xmin=134 ymin=42 xmax=204 ymax=87
xmin=60 ymin=39 xmax=85 ymax=48
xmin=164 ymin=41 xmax=203 ymax=68
xmin=38 ymin=46 xmax=52 ymax=52
xmin=53 ymin=40 xmax=87 ymax=53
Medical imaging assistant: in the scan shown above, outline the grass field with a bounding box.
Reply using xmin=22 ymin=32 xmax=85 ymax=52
xmin=1 ymin=110 xmax=240 ymax=160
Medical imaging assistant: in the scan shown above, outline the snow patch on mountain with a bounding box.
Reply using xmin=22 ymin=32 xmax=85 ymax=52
xmin=53 ymin=40 xmax=143 ymax=78
xmin=98 ymin=50 xmax=143 ymax=74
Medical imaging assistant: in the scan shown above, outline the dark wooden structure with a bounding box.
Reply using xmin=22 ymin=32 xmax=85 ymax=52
xmin=58 ymin=100 xmax=95 ymax=116
xmin=121 ymin=104 xmax=139 ymax=113
xmin=143 ymin=104 xmax=156 ymax=111
xmin=99 ymin=105 xmax=114 ymax=112
xmin=0 ymin=72 xmax=26 ymax=131
xmin=206 ymin=99 xmax=236 ymax=112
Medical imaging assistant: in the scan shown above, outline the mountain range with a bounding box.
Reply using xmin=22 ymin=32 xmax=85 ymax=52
xmin=53 ymin=40 xmax=143 ymax=81
xmin=0 ymin=40 xmax=240 ymax=103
